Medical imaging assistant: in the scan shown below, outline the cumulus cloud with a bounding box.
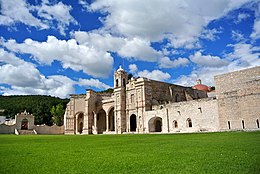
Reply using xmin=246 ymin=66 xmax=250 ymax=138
xmin=190 ymin=51 xmax=229 ymax=67
xmin=0 ymin=0 xmax=76 ymax=35
xmin=159 ymin=57 xmax=190 ymax=69
xmin=88 ymin=0 xmax=252 ymax=48
xmin=137 ymin=70 xmax=171 ymax=82
xmin=173 ymin=42 xmax=260 ymax=86
xmin=1 ymin=36 xmax=114 ymax=78
xmin=0 ymin=48 xmax=112 ymax=97
xmin=78 ymin=78 xmax=111 ymax=89
xmin=72 ymin=31 xmax=161 ymax=62
xmin=129 ymin=64 xmax=138 ymax=74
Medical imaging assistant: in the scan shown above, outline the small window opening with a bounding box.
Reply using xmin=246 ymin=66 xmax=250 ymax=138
xmin=173 ymin=120 xmax=178 ymax=128
xmin=242 ymin=120 xmax=245 ymax=129
xmin=187 ymin=118 xmax=192 ymax=128
xmin=257 ymin=119 xmax=259 ymax=128
xmin=116 ymin=79 xmax=118 ymax=87
xmin=228 ymin=121 xmax=231 ymax=129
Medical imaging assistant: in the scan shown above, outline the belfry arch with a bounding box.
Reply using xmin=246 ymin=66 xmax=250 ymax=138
xmin=148 ymin=117 xmax=162 ymax=132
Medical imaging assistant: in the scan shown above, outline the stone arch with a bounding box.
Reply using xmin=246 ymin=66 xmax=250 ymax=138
xmin=97 ymin=109 xmax=106 ymax=134
xmin=130 ymin=114 xmax=137 ymax=132
xmin=148 ymin=117 xmax=162 ymax=132
xmin=108 ymin=107 xmax=115 ymax=131
xmin=187 ymin=118 xmax=192 ymax=128
xmin=76 ymin=112 xmax=84 ymax=134
xmin=21 ymin=118 xmax=28 ymax=130
xmin=173 ymin=120 xmax=178 ymax=129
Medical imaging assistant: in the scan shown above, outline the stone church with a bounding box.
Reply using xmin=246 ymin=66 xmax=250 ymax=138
xmin=64 ymin=66 xmax=260 ymax=134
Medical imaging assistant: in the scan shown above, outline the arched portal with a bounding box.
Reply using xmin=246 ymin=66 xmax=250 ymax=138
xmin=97 ymin=109 xmax=106 ymax=134
xmin=21 ymin=118 xmax=28 ymax=130
xmin=130 ymin=114 xmax=137 ymax=132
xmin=148 ymin=117 xmax=162 ymax=132
xmin=187 ymin=118 xmax=192 ymax=128
xmin=77 ymin=113 xmax=84 ymax=134
xmin=108 ymin=107 xmax=115 ymax=131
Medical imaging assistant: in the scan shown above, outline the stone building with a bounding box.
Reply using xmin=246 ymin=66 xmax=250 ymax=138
xmin=64 ymin=66 xmax=260 ymax=134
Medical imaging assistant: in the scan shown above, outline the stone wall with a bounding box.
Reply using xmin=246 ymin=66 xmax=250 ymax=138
xmin=215 ymin=66 xmax=260 ymax=130
xmin=144 ymin=98 xmax=219 ymax=133
xmin=0 ymin=124 xmax=16 ymax=134
xmin=34 ymin=125 xmax=64 ymax=134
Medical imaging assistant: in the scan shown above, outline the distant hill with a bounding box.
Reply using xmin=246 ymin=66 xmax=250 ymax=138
xmin=0 ymin=95 xmax=69 ymax=125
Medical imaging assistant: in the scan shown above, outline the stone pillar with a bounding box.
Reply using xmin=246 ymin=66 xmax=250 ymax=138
xmin=106 ymin=113 xmax=109 ymax=132
xmin=93 ymin=113 xmax=97 ymax=134
xmin=82 ymin=113 xmax=89 ymax=134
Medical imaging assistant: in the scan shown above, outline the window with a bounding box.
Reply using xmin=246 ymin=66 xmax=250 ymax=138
xmin=116 ymin=79 xmax=118 ymax=87
xmin=123 ymin=79 xmax=126 ymax=87
xmin=228 ymin=121 xmax=231 ymax=129
xmin=173 ymin=120 xmax=178 ymax=128
xmin=242 ymin=120 xmax=245 ymax=129
xmin=187 ymin=118 xmax=192 ymax=128
xmin=131 ymin=94 xmax=134 ymax=103
xmin=256 ymin=119 xmax=259 ymax=128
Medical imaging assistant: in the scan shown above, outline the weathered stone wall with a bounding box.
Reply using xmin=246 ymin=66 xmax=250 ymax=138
xmin=215 ymin=66 xmax=260 ymax=130
xmin=0 ymin=124 xmax=15 ymax=134
xmin=34 ymin=125 xmax=64 ymax=134
xmin=144 ymin=98 xmax=219 ymax=133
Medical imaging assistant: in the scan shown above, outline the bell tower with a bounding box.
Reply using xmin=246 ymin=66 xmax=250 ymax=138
xmin=114 ymin=66 xmax=128 ymax=133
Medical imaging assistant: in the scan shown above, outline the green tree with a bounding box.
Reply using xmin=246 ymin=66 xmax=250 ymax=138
xmin=51 ymin=103 xmax=65 ymax=126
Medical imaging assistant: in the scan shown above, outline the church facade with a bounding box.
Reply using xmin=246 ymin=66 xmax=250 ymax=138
xmin=64 ymin=66 xmax=260 ymax=134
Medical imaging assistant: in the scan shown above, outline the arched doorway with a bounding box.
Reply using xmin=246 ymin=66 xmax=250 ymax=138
xmin=21 ymin=118 xmax=28 ymax=130
xmin=97 ymin=109 xmax=106 ymax=134
xmin=130 ymin=114 xmax=137 ymax=132
xmin=187 ymin=118 xmax=192 ymax=128
xmin=173 ymin=120 xmax=178 ymax=129
xmin=148 ymin=117 xmax=162 ymax=132
xmin=77 ymin=113 xmax=84 ymax=134
xmin=108 ymin=107 xmax=115 ymax=131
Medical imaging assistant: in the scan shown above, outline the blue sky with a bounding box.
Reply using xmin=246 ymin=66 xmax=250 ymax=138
xmin=0 ymin=0 xmax=259 ymax=98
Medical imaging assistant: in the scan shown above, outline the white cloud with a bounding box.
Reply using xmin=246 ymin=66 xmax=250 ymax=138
xmin=35 ymin=0 xmax=77 ymax=35
xmin=0 ymin=0 xmax=77 ymax=35
xmin=231 ymin=30 xmax=246 ymax=42
xmin=88 ymin=0 xmax=252 ymax=48
xmin=0 ymin=0 xmax=48 ymax=29
xmin=250 ymin=19 xmax=260 ymax=40
xmin=78 ymin=78 xmax=111 ymax=89
xmin=137 ymin=70 xmax=171 ymax=82
xmin=1 ymin=36 xmax=114 ymax=78
xmin=200 ymin=28 xmax=222 ymax=41
xmin=190 ymin=51 xmax=229 ymax=67
xmin=72 ymin=31 xmax=161 ymax=62
xmin=173 ymin=42 xmax=260 ymax=86
xmin=129 ymin=64 xmax=138 ymax=74
xmin=159 ymin=57 xmax=189 ymax=69
xmin=0 ymin=49 xmax=75 ymax=98
xmin=236 ymin=13 xmax=250 ymax=23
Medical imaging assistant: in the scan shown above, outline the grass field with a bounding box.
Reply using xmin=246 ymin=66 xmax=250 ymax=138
xmin=0 ymin=131 xmax=259 ymax=174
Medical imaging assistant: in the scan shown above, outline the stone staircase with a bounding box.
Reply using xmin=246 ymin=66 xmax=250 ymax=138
xmin=16 ymin=129 xmax=37 ymax=135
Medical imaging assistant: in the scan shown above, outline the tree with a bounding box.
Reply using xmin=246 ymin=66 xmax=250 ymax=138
xmin=51 ymin=103 xmax=65 ymax=126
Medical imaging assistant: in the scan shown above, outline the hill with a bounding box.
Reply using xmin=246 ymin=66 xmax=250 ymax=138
xmin=0 ymin=95 xmax=69 ymax=125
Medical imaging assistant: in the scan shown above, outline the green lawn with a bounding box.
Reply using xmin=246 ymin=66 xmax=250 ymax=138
xmin=0 ymin=131 xmax=259 ymax=174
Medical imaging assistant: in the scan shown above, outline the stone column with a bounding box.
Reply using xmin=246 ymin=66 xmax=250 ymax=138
xmin=93 ymin=113 xmax=97 ymax=134
xmin=106 ymin=113 xmax=109 ymax=132
xmin=82 ymin=113 xmax=89 ymax=134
